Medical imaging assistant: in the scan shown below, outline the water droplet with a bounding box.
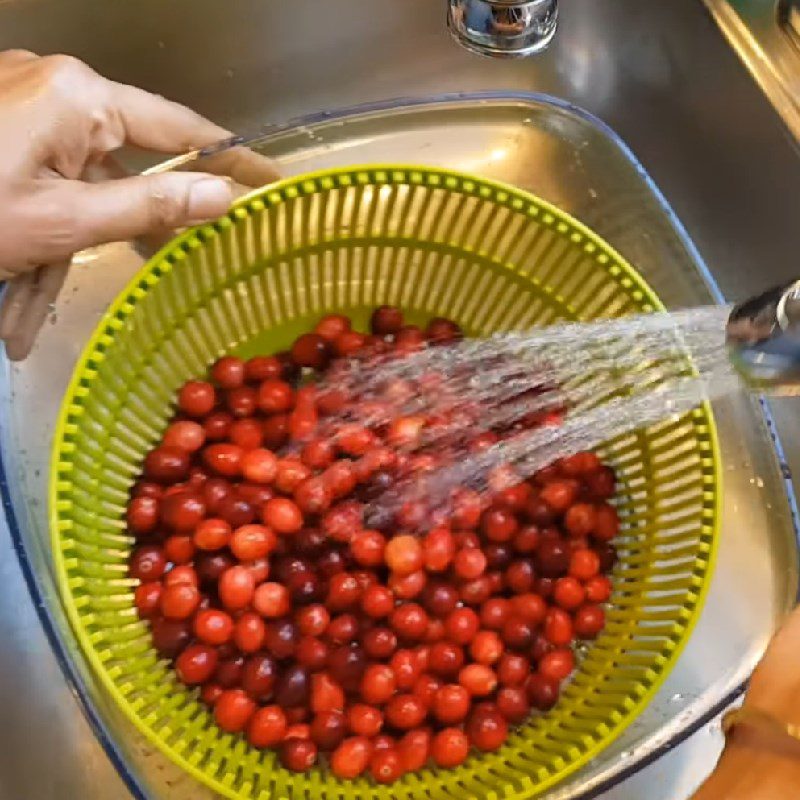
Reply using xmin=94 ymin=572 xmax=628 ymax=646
xmin=670 ymin=692 xmax=684 ymax=703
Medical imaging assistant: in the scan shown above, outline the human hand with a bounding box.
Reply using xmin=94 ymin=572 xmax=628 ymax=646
xmin=0 ymin=50 xmax=280 ymax=360
xmin=692 ymin=604 xmax=800 ymax=799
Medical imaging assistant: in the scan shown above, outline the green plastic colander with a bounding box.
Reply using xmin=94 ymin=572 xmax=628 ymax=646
xmin=50 ymin=165 xmax=721 ymax=800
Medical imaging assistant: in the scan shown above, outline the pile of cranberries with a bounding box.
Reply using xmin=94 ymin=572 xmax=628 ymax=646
xmin=127 ymin=307 xmax=619 ymax=783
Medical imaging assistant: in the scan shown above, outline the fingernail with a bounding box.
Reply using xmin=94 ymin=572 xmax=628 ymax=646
xmin=186 ymin=177 xmax=233 ymax=224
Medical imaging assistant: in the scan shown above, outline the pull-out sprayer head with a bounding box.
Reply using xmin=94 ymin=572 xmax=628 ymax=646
xmin=726 ymin=278 xmax=800 ymax=392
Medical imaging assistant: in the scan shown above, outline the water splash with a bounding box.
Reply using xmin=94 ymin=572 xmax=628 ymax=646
xmin=315 ymin=306 xmax=740 ymax=528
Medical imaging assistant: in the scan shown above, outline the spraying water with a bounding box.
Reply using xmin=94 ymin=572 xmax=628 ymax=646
xmin=315 ymin=305 xmax=742 ymax=528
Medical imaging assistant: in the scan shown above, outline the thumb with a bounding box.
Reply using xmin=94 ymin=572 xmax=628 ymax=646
xmin=24 ymin=172 xmax=233 ymax=264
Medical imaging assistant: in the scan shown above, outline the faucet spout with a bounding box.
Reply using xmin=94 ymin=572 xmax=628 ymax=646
xmin=447 ymin=0 xmax=558 ymax=58
xmin=726 ymin=277 xmax=800 ymax=392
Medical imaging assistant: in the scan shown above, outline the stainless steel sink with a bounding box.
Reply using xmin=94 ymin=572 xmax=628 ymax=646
xmin=1 ymin=2 xmax=800 ymax=799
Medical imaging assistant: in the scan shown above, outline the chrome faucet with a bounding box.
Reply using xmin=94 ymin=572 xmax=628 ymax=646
xmin=447 ymin=0 xmax=558 ymax=58
xmin=726 ymin=278 xmax=800 ymax=392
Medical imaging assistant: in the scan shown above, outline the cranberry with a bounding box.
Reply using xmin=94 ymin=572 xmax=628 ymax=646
xmin=362 ymin=585 xmax=395 ymax=618
xmin=214 ymin=688 xmax=256 ymax=733
xmin=586 ymin=465 xmax=616 ymax=500
xmin=323 ymin=464 xmax=359 ymax=503
xmin=553 ymin=576 xmax=586 ymax=610
xmin=389 ymin=570 xmax=427 ymax=600
xmin=397 ymin=728 xmax=431 ymax=772
xmin=540 ymin=479 xmax=580 ymax=513
xmin=536 ymin=538 xmax=570 ymax=578
xmin=467 ymin=704 xmax=508 ymax=751
xmin=497 ymin=653 xmax=530 ymax=687
xmin=422 ymin=582 xmax=459 ymax=618
xmin=129 ymin=545 xmax=166 ymax=582
xmin=219 ymin=565 xmax=256 ymax=610
xmin=539 ymin=648 xmax=575 ymax=682
xmin=178 ymin=380 xmax=215 ymax=417
xmin=363 ymin=628 xmax=398 ymax=660
xmin=428 ymin=642 xmax=465 ymax=678
xmin=459 ymin=663 xmax=498 ymax=697
xmin=510 ymin=593 xmax=547 ymax=625
xmin=274 ymin=665 xmax=310 ymax=707
xmin=470 ymin=630 xmax=503 ymax=665
xmin=314 ymin=314 xmax=351 ymax=342
xmin=445 ymin=607 xmax=479 ymax=645
xmin=391 ymin=604 xmax=428 ymax=641
xmin=159 ymin=583 xmax=200 ymax=620
xmin=263 ymin=413 xmax=290 ymax=449
xmin=257 ymin=379 xmax=294 ymax=414
xmin=247 ymin=705 xmax=287 ymax=748
xmin=431 ymin=727 xmax=469 ymax=768
xmin=327 ymin=644 xmax=366 ymax=692
xmin=593 ymin=503 xmax=620 ymax=541
xmin=175 ymin=643 xmax=218 ymax=685
xmin=370 ymin=748 xmax=403 ymax=784
xmin=496 ymin=687 xmax=530 ymax=723
xmin=262 ymin=498 xmax=303 ymax=535
xmin=460 ymin=575 xmax=492 ymax=606
xmin=482 ymin=507 xmax=518 ymax=542
xmin=144 ymin=446 xmax=190 ymax=483
xmin=194 ymin=609 xmax=234 ymax=646
xmin=301 ymin=439 xmax=335 ymax=470
xmin=526 ymin=672 xmax=560 ymax=710
xmin=311 ymin=672 xmax=346 ymax=715
xmin=280 ymin=738 xmax=318 ymax=772
xmin=360 ymin=664 xmax=397 ymax=705
xmin=126 ymin=496 xmax=160 ymax=536
xmin=203 ymin=411 xmax=233 ymax=441
xmin=371 ymin=306 xmax=404 ymax=335
xmin=234 ymin=612 xmax=266 ymax=653
xmin=350 ymin=529 xmax=386 ymax=567
xmin=433 ymin=684 xmax=470 ymax=724
xmin=310 ymin=709 xmax=346 ymax=750
xmin=202 ymin=443 xmax=243 ymax=478
xmin=134 ymin=582 xmax=162 ymax=618
xmin=501 ymin=616 xmax=534 ymax=650
xmin=385 ymin=693 xmax=427 ymax=730
xmin=543 ymin=607 xmax=573 ymax=647
xmin=585 ymin=574 xmax=612 ymax=603
xmin=150 ymin=618 xmax=191 ymax=659
xmin=330 ymin=736 xmax=371 ymax=779
xmin=385 ymin=535 xmax=423 ymax=576
xmin=454 ymin=547 xmax=487 ymax=580
xmin=161 ymin=491 xmax=205 ymax=532
xmin=574 ymin=603 xmax=606 ymax=638
xmin=426 ymin=317 xmax=462 ymax=344
xmin=291 ymin=333 xmax=330 ymax=369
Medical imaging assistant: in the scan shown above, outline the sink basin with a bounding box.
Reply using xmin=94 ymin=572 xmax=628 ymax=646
xmin=2 ymin=2 xmax=800 ymax=798
xmin=2 ymin=90 xmax=797 ymax=799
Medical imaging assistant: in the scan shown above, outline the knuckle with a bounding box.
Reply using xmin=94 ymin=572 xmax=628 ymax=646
xmin=0 ymin=49 xmax=37 ymax=62
xmin=29 ymin=198 xmax=80 ymax=260
xmin=145 ymin=177 xmax=188 ymax=229
xmin=40 ymin=54 xmax=93 ymax=93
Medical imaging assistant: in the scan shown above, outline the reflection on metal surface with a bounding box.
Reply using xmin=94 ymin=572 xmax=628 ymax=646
xmin=447 ymin=0 xmax=558 ymax=57
xmin=704 ymin=0 xmax=800 ymax=140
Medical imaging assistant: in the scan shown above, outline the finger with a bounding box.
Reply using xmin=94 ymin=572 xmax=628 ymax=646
xmin=0 ymin=49 xmax=38 ymax=68
xmin=192 ymin=147 xmax=281 ymax=189
xmin=0 ymin=271 xmax=38 ymax=341
xmin=3 ymin=261 xmax=69 ymax=361
xmin=107 ymin=84 xmax=280 ymax=185
xmin=19 ymin=172 xmax=233 ymax=264
xmin=109 ymin=83 xmax=230 ymax=153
